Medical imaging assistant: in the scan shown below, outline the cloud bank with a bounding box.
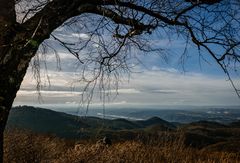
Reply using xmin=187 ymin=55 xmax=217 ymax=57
xmin=14 ymin=65 xmax=240 ymax=108
xmin=13 ymin=30 xmax=240 ymax=108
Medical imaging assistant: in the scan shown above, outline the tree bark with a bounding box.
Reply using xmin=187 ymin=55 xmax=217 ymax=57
xmin=0 ymin=1 xmax=89 ymax=161
xmin=0 ymin=0 xmax=16 ymax=162
xmin=0 ymin=48 xmax=35 ymax=163
xmin=0 ymin=129 xmax=3 ymax=163
xmin=0 ymin=11 xmax=39 ymax=161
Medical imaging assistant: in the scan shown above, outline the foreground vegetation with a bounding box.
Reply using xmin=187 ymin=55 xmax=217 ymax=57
xmin=4 ymin=129 xmax=240 ymax=163
xmin=4 ymin=107 xmax=240 ymax=162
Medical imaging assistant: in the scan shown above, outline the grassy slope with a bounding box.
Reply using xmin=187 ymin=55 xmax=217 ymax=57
xmin=4 ymin=129 xmax=240 ymax=163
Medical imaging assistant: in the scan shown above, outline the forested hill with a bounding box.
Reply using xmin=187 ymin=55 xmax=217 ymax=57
xmin=6 ymin=106 xmax=175 ymax=139
xmin=6 ymin=106 xmax=240 ymax=151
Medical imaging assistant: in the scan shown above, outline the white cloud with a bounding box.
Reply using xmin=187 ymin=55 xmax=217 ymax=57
xmin=17 ymin=90 xmax=83 ymax=97
xmin=15 ymin=62 xmax=240 ymax=107
xmin=72 ymin=33 xmax=90 ymax=40
xmin=150 ymin=39 xmax=185 ymax=48
xmin=112 ymin=89 xmax=141 ymax=94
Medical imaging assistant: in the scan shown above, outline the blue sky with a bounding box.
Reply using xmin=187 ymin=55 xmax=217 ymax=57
xmin=13 ymin=20 xmax=240 ymax=108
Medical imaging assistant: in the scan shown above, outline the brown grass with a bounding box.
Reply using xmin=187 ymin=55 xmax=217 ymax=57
xmin=3 ymin=130 xmax=240 ymax=163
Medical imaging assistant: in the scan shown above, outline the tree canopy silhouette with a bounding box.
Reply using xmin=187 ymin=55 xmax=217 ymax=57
xmin=0 ymin=0 xmax=240 ymax=162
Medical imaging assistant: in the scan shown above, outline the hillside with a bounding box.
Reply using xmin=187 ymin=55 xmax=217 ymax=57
xmin=7 ymin=106 xmax=175 ymax=139
xmin=4 ymin=106 xmax=240 ymax=162
xmin=6 ymin=106 xmax=240 ymax=149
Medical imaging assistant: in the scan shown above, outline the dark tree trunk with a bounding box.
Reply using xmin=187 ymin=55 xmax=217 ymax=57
xmin=0 ymin=1 xmax=86 ymax=161
xmin=0 ymin=42 xmax=39 ymax=162
xmin=0 ymin=50 xmax=31 ymax=162
xmin=0 ymin=99 xmax=12 ymax=163
xmin=0 ymin=128 xmax=3 ymax=163
xmin=0 ymin=12 xmax=39 ymax=162
xmin=0 ymin=46 xmax=38 ymax=163
xmin=0 ymin=0 xmax=17 ymax=162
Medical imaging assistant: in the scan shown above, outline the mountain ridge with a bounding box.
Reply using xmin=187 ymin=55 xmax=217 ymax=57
xmin=6 ymin=106 xmax=175 ymax=138
xmin=6 ymin=105 xmax=240 ymax=150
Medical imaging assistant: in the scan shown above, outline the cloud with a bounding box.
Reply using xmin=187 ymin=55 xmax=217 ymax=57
xmin=14 ymin=64 xmax=240 ymax=107
xmin=71 ymin=33 xmax=90 ymax=40
xmin=125 ymin=69 xmax=239 ymax=106
xmin=17 ymin=90 xmax=83 ymax=97
xmin=111 ymin=89 xmax=141 ymax=94
xmin=147 ymin=89 xmax=178 ymax=94
xmin=11 ymin=23 xmax=240 ymax=109
xmin=150 ymin=39 xmax=186 ymax=49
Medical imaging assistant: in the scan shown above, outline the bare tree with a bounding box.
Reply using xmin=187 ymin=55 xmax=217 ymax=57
xmin=0 ymin=0 xmax=240 ymax=162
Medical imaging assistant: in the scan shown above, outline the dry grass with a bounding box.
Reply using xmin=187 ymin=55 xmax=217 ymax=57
xmin=4 ymin=130 xmax=240 ymax=163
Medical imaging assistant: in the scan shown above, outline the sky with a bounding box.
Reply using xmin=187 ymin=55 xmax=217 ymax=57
xmin=13 ymin=28 xmax=240 ymax=109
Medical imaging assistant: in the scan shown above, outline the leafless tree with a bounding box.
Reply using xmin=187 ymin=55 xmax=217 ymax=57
xmin=0 ymin=0 xmax=239 ymax=162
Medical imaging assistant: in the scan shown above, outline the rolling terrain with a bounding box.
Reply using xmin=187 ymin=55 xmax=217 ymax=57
xmin=4 ymin=105 xmax=240 ymax=162
xmin=6 ymin=106 xmax=175 ymax=139
xmin=6 ymin=106 xmax=240 ymax=149
xmin=60 ymin=106 xmax=240 ymax=123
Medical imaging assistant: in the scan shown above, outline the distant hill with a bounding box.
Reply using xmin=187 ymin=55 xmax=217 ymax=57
xmin=6 ymin=106 xmax=240 ymax=150
xmin=179 ymin=120 xmax=240 ymax=149
xmin=7 ymin=106 xmax=89 ymax=138
xmin=125 ymin=108 xmax=240 ymax=123
xmin=6 ymin=106 xmax=175 ymax=139
xmin=230 ymin=120 xmax=240 ymax=127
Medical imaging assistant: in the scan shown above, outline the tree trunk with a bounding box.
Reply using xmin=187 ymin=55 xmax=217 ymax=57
xmin=0 ymin=63 xmax=24 ymax=163
xmin=0 ymin=102 xmax=12 ymax=163
xmin=0 ymin=1 xmax=75 ymax=161
xmin=0 ymin=1 xmax=16 ymax=161
xmin=0 ymin=128 xmax=3 ymax=163
xmin=0 ymin=36 xmax=39 ymax=162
